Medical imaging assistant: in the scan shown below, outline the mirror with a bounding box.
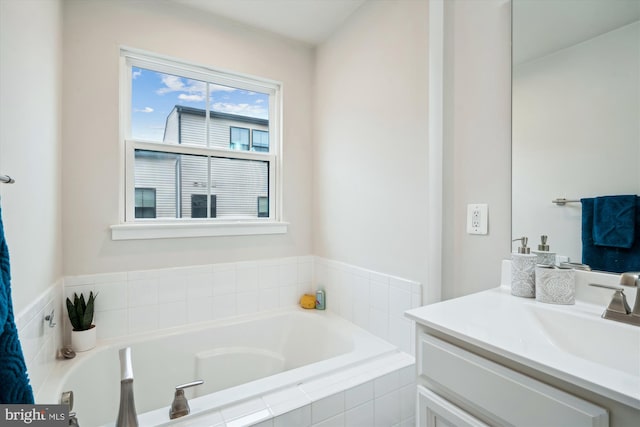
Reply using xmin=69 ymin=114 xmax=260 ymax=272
xmin=512 ymin=0 xmax=640 ymax=271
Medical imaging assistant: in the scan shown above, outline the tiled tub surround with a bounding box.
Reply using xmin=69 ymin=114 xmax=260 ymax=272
xmin=61 ymin=256 xmax=423 ymax=354
xmin=15 ymin=280 xmax=63 ymax=401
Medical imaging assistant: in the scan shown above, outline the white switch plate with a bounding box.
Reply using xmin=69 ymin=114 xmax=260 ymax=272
xmin=467 ymin=204 xmax=488 ymax=235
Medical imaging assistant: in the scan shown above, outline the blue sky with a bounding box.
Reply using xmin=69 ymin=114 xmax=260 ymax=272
xmin=131 ymin=66 xmax=269 ymax=141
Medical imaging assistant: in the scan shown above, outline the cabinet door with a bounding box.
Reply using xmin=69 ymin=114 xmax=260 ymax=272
xmin=417 ymin=386 xmax=490 ymax=427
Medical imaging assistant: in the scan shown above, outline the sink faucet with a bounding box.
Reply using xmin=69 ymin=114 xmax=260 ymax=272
xmin=590 ymin=272 xmax=640 ymax=326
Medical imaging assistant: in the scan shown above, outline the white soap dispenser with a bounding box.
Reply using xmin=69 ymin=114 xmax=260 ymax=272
xmin=511 ymin=237 xmax=537 ymax=298
xmin=532 ymin=235 xmax=556 ymax=265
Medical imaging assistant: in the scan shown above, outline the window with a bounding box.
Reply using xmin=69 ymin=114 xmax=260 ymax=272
xmin=191 ymin=194 xmax=217 ymax=218
xmin=230 ymin=127 xmax=250 ymax=151
xmin=257 ymin=196 xmax=269 ymax=218
xmin=135 ymin=188 xmax=156 ymax=218
xmin=117 ymin=48 xmax=284 ymax=239
xmin=252 ymin=130 xmax=269 ymax=153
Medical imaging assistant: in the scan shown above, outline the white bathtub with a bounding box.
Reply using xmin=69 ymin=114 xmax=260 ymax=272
xmin=38 ymin=307 xmax=399 ymax=426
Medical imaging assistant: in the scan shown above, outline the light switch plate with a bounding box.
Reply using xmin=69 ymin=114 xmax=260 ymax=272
xmin=467 ymin=204 xmax=488 ymax=235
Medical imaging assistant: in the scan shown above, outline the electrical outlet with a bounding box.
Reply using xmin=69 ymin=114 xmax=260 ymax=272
xmin=467 ymin=204 xmax=488 ymax=235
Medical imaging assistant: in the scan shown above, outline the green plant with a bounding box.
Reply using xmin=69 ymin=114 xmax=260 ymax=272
xmin=65 ymin=292 xmax=97 ymax=331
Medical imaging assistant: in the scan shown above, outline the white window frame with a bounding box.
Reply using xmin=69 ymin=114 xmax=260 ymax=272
xmin=111 ymin=48 xmax=287 ymax=240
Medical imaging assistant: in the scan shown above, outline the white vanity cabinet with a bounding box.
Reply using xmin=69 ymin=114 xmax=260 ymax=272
xmin=414 ymin=328 xmax=609 ymax=427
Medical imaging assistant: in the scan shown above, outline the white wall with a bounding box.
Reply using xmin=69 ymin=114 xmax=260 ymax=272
xmin=442 ymin=0 xmax=512 ymax=299
xmin=513 ymin=22 xmax=640 ymax=263
xmin=0 ymin=0 xmax=63 ymax=313
xmin=62 ymin=0 xmax=314 ymax=275
xmin=313 ymin=1 xmax=430 ymax=295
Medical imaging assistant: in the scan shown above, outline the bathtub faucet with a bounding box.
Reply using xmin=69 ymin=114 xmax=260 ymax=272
xmin=170 ymin=380 xmax=204 ymax=419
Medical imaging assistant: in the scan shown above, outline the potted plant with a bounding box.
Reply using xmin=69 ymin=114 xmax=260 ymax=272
xmin=66 ymin=291 xmax=97 ymax=352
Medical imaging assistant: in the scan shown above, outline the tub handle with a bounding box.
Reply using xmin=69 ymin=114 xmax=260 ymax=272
xmin=169 ymin=380 xmax=204 ymax=420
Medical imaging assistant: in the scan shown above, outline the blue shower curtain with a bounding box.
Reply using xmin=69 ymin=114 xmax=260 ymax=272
xmin=0 ymin=205 xmax=34 ymax=404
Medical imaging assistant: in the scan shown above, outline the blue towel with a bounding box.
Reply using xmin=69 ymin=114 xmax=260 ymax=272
xmin=0 ymin=206 xmax=34 ymax=404
xmin=593 ymin=195 xmax=635 ymax=248
xmin=582 ymin=196 xmax=640 ymax=273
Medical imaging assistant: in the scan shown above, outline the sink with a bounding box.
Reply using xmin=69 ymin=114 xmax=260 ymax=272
xmin=527 ymin=304 xmax=640 ymax=377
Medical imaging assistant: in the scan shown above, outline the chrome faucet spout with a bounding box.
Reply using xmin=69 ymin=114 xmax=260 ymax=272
xmin=589 ymin=272 xmax=640 ymax=326
xmin=169 ymin=380 xmax=204 ymax=420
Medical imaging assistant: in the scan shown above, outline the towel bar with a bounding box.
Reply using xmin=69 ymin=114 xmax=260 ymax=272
xmin=0 ymin=175 xmax=15 ymax=184
xmin=552 ymin=198 xmax=580 ymax=206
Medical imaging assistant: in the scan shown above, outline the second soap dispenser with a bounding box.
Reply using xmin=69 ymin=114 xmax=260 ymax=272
xmin=532 ymin=235 xmax=556 ymax=265
xmin=511 ymin=237 xmax=537 ymax=298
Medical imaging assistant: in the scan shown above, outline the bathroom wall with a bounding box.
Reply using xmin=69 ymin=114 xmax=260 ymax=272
xmin=313 ymin=0 xmax=430 ymax=299
xmin=441 ymin=0 xmax=512 ymax=299
xmin=61 ymin=0 xmax=314 ymax=276
xmin=513 ymin=22 xmax=640 ymax=263
xmin=0 ymin=0 xmax=63 ymax=314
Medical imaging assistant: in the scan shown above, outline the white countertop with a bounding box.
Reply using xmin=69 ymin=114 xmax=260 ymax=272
xmin=406 ymin=284 xmax=640 ymax=410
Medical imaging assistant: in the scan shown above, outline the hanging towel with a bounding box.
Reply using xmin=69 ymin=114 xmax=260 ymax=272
xmin=0 ymin=206 xmax=34 ymax=404
xmin=582 ymin=196 xmax=640 ymax=273
xmin=593 ymin=195 xmax=636 ymax=248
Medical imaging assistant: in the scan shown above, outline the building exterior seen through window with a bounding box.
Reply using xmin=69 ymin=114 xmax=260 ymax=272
xmin=124 ymin=50 xmax=279 ymax=222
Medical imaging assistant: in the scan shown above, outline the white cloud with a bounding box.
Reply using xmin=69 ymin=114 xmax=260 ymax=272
xmin=211 ymin=102 xmax=268 ymax=119
xmin=210 ymin=84 xmax=236 ymax=93
xmin=132 ymin=70 xmax=142 ymax=79
xmin=255 ymin=99 xmax=265 ymax=104
xmin=178 ymin=94 xmax=205 ymax=102
xmin=134 ymin=107 xmax=154 ymax=113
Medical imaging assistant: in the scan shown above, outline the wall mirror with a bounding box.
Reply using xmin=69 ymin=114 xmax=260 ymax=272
xmin=512 ymin=0 xmax=640 ymax=271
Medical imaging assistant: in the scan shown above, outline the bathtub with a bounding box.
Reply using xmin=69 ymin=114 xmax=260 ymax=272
xmin=38 ymin=307 xmax=402 ymax=426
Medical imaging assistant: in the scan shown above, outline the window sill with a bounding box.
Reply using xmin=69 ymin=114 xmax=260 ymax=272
xmin=110 ymin=221 xmax=289 ymax=240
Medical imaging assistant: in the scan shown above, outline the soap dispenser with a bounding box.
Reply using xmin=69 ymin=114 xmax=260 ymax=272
xmin=511 ymin=237 xmax=537 ymax=298
xmin=532 ymin=235 xmax=556 ymax=265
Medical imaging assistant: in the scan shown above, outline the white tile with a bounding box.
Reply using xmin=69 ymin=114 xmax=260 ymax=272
xmin=92 ymin=272 xmax=128 ymax=284
xmin=311 ymin=392 xmax=344 ymax=425
xmin=411 ymin=292 xmax=422 ymax=309
xmin=128 ymin=278 xmax=158 ymax=307
xmin=263 ymin=386 xmax=306 ymax=407
xmin=221 ymin=398 xmax=268 ymax=423
xmin=226 ymin=409 xmax=272 ymax=427
xmin=374 ymin=371 xmax=400 ymax=397
xmin=94 ymin=309 xmax=128 ymax=339
xmin=389 ymin=286 xmax=411 ymax=317
xmin=213 ymin=294 xmax=237 ymax=319
xmin=400 ymin=384 xmax=415 ymax=421
xmin=368 ymin=308 xmax=389 ymax=341
xmin=370 ymin=280 xmax=389 ymax=312
xmin=389 ymin=277 xmax=413 ymax=293
xmin=187 ymin=297 xmax=213 ymax=323
xmin=369 ymin=271 xmax=390 ymax=285
xmin=157 ymin=301 xmax=187 ymax=329
xmin=345 ymin=380 xmax=374 ymax=410
xmin=311 ymin=413 xmax=344 ymax=427
xmin=187 ymin=274 xmax=213 ymax=299
xmin=259 ymin=263 xmax=280 ymax=289
xmin=158 ymin=277 xmax=187 ymax=303
xmin=259 ymin=288 xmax=279 ymax=311
xmin=352 ymin=304 xmax=369 ymax=330
xmin=279 ymin=260 xmax=298 ymax=286
xmin=237 ymin=263 xmax=259 ymax=292
xmin=128 ymin=305 xmax=158 ymax=334
xmin=237 ymin=291 xmax=259 ymax=315
xmin=389 ymin=316 xmax=412 ymax=354
xmin=213 ymin=267 xmax=236 ymax=295
xmin=399 ymin=365 xmax=416 ymax=387
xmin=374 ymin=389 xmax=400 ymax=427
xmin=345 ymin=401 xmax=374 ymax=427
xmin=297 ymin=283 xmax=313 ymax=299
xmin=250 ymin=418 xmax=273 ymax=427
xmin=274 ymin=405 xmax=311 ymax=427
xmin=278 ymin=285 xmax=298 ymax=307
xmin=94 ymin=281 xmax=128 ymax=311
xmin=298 ymin=260 xmax=313 ymax=284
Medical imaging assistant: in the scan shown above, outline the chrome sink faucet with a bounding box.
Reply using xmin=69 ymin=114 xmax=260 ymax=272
xmin=169 ymin=380 xmax=204 ymax=419
xmin=590 ymin=272 xmax=640 ymax=326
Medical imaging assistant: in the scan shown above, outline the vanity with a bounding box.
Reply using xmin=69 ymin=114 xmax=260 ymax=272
xmin=405 ymin=262 xmax=640 ymax=427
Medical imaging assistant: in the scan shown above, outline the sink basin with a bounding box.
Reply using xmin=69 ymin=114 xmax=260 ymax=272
xmin=527 ymin=304 xmax=640 ymax=377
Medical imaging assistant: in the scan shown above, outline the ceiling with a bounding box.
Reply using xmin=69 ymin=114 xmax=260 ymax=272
xmin=513 ymin=0 xmax=640 ymax=65
xmin=172 ymin=0 xmax=367 ymax=45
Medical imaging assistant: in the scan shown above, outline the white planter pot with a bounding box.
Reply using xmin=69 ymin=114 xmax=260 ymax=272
xmin=71 ymin=325 xmax=97 ymax=352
